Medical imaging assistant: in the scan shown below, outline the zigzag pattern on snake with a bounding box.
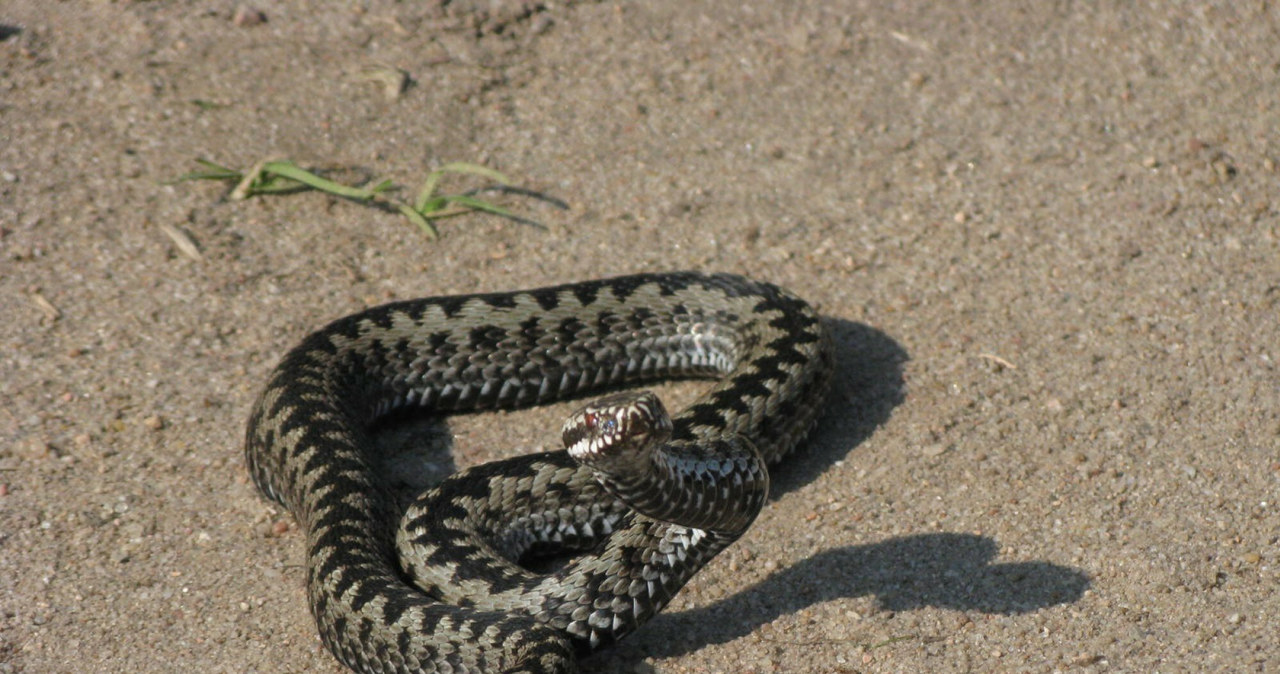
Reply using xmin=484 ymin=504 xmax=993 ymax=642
xmin=244 ymin=272 xmax=832 ymax=673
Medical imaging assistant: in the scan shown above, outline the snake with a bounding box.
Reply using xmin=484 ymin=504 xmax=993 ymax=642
xmin=244 ymin=272 xmax=832 ymax=673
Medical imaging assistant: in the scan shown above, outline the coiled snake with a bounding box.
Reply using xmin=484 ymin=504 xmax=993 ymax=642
xmin=244 ymin=272 xmax=832 ymax=673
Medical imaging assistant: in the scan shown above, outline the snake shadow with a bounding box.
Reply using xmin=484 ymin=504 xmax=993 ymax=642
xmin=599 ymin=533 xmax=1090 ymax=664
xmin=585 ymin=318 xmax=1090 ymax=667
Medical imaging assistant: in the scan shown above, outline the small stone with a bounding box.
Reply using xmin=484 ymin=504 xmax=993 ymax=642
xmin=121 ymin=522 xmax=146 ymax=542
xmin=232 ymin=6 xmax=267 ymax=26
xmin=142 ymin=415 xmax=165 ymax=431
xmin=922 ymin=443 xmax=949 ymax=457
xmin=527 ymin=14 xmax=554 ymax=36
xmin=18 ymin=437 xmax=55 ymax=460
xmin=1243 ymin=552 xmax=1261 ymax=564
xmin=271 ymin=520 xmax=291 ymax=536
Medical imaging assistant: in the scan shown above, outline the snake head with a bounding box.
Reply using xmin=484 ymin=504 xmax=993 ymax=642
xmin=563 ymin=390 xmax=673 ymax=473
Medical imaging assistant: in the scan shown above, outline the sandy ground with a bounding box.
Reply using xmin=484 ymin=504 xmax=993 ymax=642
xmin=2 ymin=2 xmax=1277 ymax=672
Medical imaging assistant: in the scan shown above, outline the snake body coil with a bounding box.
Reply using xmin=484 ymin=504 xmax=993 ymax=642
xmin=244 ymin=272 xmax=831 ymax=673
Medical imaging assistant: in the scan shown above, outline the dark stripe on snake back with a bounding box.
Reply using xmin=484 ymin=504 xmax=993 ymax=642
xmin=244 ymin=272 xmax=832 ymax=673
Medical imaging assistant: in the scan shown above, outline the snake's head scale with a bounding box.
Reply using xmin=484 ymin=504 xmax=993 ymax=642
xmin=563 ymin=390 xmax=673 ymax=474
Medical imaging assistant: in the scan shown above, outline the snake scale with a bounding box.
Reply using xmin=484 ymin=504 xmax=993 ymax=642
xmin=244 ymin=272 xmax=832 ymax=673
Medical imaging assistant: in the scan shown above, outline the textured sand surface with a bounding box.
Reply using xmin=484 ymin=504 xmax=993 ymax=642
xmin=2 ymin=2 xmax=1277 ymax=672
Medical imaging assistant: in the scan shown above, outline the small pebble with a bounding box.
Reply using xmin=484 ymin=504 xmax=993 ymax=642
xmin=922 ymin=442 xmax=949 ymax=457
xmin=527 ymin=14 xmax=554 ymax=36
xmin=143 ymin=415 xmax=165 ymax=431
xmin=18 ymin=437 xmax=55 ymax=460
xmin=233 ymin=6 xmax=267 ymax=26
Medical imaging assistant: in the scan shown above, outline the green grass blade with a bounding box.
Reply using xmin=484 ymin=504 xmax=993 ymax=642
xmin=414 ymin=162 xmax=511 ymax=212
xmin=368 ymin=178 xmax=396 ymax=196
xmin=246 ymin=175 xmax=307 ymax=194
xmin=396 ymin=203 xmax=440 ymax=240
xmin=260 ymin=160 xmax=378 ymax=200
xmin=416 ymin=171 xmax=445 ymax=212
xmin=173 ymin=156 xmax=543 ymax=239
xmin=417 ymin=195 xmax=448 ymax=215
xmin=165 ymin=158 xmax=243 ymax=184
